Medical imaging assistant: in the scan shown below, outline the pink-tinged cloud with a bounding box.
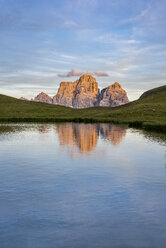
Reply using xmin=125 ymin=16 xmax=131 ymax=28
xmin=58 ymin=69 xmax=83 ymax=77
xmin=94 ymin=71 xmax=109 ymax=77
xmin=58 ymin=69 xmax=108 ymax=77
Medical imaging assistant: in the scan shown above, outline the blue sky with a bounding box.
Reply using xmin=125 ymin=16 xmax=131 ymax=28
xmin=0 ymin=0 xmax=166 ymax=100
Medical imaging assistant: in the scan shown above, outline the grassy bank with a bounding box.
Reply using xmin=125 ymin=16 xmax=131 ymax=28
xmin=0 ymin=85 xmax=166 ymax=132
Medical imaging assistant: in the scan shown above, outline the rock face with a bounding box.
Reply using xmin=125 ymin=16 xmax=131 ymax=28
xmin=53 ymin=81 xmax=77 ymax=108
xmin=34 ymin=92 xmax=52 ymax=104
xmin=33 ymin=75 xmax=129 ymax=108
xmin=99 ymin=82 xmax=129 ymax=107
xmin=73 ymin=75 xmax=99 ymax=108
xmin=53 ymin=75 xmax=99 ymax=108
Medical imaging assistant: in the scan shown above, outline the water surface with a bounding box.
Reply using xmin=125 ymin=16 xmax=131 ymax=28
xmin=0 ymin=123 xmax=166 ymax=248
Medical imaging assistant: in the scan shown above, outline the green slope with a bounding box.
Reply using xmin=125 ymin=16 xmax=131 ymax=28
xmin=140 ymin=85 xmax=166 ymax=99
xmin=0 ymin=85 xmax=166 ymax=132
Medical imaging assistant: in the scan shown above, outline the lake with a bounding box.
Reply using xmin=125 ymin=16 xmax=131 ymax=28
xmin=0 ymin=123 xmax=166 ymax=248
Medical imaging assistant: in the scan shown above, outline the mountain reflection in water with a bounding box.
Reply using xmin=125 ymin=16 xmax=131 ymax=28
xmin=56 ymin=123 xmax=126 ymax=154
xmin=0 ymin=123 xmax=126 ymax=155
xmin=0 ymin=124 xmax=166 ymax=248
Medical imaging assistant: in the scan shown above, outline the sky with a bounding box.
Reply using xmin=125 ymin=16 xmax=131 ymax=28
xmin=0 ymin=0 xmax=166 ymax=100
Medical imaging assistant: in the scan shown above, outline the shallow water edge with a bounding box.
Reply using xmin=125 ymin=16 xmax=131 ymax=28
xmin=0 ymin=117 xmax=166 ymax=133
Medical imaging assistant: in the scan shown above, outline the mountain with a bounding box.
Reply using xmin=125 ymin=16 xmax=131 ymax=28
xmin=35 ymin=75 xmax=129 ymax=108
xmin=99 ymin=82 xmax=129 ymax=107
xmin=34 ymin=92 xmax=52 ymax=104
xmin=0 ymin=84 xmax=166 ymax=131
xmin=71 ymin=75 xmax=99 ymax=108
xmin=53 ymin=75 xmax=99 ymax=108
xmin=53 ymin=81 xmax=77 ymax=108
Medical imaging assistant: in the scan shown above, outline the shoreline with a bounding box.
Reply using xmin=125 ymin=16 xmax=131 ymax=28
xmin=0 ymin=118 xmax=166 ymax=133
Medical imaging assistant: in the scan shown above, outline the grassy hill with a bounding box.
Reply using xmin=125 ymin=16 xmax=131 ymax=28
xmin=0 ymin=85 xmax=166 ymax=132
xmin=140 ymin=85 xmax=166 ymax=99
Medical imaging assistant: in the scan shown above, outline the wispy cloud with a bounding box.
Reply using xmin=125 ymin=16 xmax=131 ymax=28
xmin=94 ymin=32 xmax=141 ymax=45
xmin=58 ymin=69 xmax=83 ymax=77
xmin=118 ymin=6 xmax=150 ymax=26
xmin=58 ymin=69 xmax=109 ymax=77
xmin=94 ymin=71 xmax=109 ymax=77
xmin=0 ymin=0 xmax=166 ymax=101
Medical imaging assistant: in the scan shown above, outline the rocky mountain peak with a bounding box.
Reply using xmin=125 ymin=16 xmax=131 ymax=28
xmin=53 ymin=74 xmax=99 ymax=108
xmin=53 ymin=81 xmax=77 ymax=107
xmin=33 ymin=75 xmax=129 ymax=108
xmin=106 ymin=82 xmax=126 ymax=91
xmin=111 ymin=82 xmax=122 ymax=88
xmin=72 ymin=74 xmax=99 ymax=108
xmin=79 ymin=74 xmax=96 ymax=81
xmin=99 ymin=82 xmax=129 ymax=107
xmin=76 ymin=74 xmax=99 ymax=93
xmin=34 ymin=92 xmax=52 ymax=104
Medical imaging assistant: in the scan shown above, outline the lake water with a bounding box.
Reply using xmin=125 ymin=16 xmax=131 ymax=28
xmin=0 ymin=123 xmax=166 ymax=248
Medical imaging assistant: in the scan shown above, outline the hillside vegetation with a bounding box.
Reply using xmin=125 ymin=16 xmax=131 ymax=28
xmin=0 ymin=85 xmax=166 ymax=132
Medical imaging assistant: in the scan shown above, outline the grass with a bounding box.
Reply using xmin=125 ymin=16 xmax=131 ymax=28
xmin=0 ymin=85 xmax=166 ymax=132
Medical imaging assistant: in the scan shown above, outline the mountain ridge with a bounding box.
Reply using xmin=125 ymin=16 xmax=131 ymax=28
xmin=33 ymin=75 xmax=129 ymax=108
xmin=0 ymin=84 xmax=166 ymax=132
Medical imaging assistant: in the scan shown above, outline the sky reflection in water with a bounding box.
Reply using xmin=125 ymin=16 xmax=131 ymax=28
xmin=0 ymin=123 xmax=166 ymax=248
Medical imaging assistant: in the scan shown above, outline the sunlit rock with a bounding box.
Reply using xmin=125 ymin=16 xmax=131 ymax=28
xmin=34 ymin=92 xmax=52 ymax=104
xmin=98 ymin=82 xmax=129 ymax=107
xmin=33 ymin=75 xmax=129 ymax=108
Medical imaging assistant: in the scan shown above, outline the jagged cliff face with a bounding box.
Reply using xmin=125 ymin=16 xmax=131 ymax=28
xmin=53 ymin=75 xmax=99 ymax=108
xmin=72 ymin=75 xmax=99 ymax=108
xmin=34 ymin=92 xmax=52 ymax=104
xmin=33 ymin=75 xmax=129 ymax=108
xmin=53 ymin=81 xmax=78 ymax=107
xmin=99 ymin=82 xmax=129 ymax=107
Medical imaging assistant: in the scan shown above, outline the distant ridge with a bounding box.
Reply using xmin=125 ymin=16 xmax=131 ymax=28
xmin=34 ymin=92 xmax=52 ymax=104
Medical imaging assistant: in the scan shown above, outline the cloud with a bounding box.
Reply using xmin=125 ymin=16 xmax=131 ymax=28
xmin=118 ymin=6 xmax=150 ymax=26
xmin=94 ymin=32 xmax=141 ymax=46
xmin=94 ymin=71 xmax=109 ymax=77
xmin=58 ymin=69 xmax=109 ymax=77
xmin=58 ymin=69 xmax=83 ymax=77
